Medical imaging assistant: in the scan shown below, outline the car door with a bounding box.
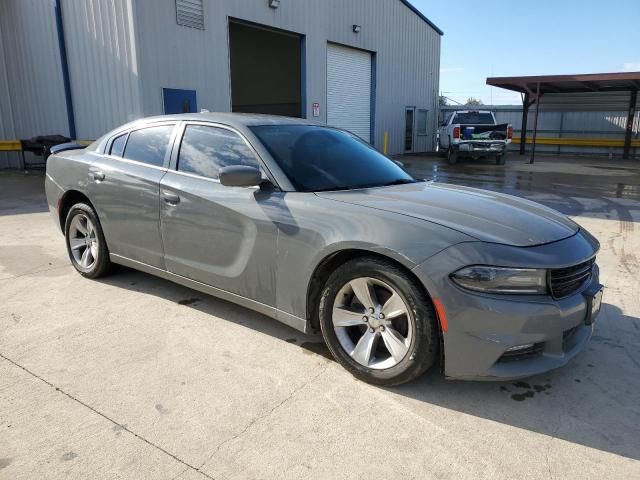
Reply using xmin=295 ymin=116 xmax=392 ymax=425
xmin=159 ymin=122 xmax=280 ymax=307
xmin=89 ymin=122 xmax=177 ymax=268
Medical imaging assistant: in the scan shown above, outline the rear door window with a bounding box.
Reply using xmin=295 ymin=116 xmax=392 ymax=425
xmin=177 ymin=125 xmax=259 ymax=180
xmin=123 ymin=125 xmax=175 ymax=167
xmin=452 ymin=113 xmax=495 ymax=124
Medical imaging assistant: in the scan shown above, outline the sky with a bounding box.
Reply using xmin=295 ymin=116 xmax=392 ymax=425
xmin=410 ymin=0 xmax=640 ymax=105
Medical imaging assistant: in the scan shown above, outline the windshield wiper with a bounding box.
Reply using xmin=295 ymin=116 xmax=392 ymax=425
xmin=312 ymin=179 xmax=418 ymax=192
xmin=378 ymin=179 xmax=418 ymax=187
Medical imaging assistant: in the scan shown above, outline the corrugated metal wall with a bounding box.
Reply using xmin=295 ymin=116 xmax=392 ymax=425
xmin=132 ymin=0 xmax=441 ymax=154
xmin=441 ymin=91 xmax=640 ymax=157
xmin=1 ymin=0 xmax=440 ymax=164
xmin=60 ymin=0 xmax=144 ymax=140
xmin=0 ymin=0 xmax=68 ymax=168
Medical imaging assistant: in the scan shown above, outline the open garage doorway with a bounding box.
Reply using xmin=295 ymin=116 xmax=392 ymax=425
xmin=229 ymin=20 xmax=303 ymax=117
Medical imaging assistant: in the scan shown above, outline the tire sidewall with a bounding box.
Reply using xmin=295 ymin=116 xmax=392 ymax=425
xmin=319 ymin=257 xmax=438 ymax=386
xmin=64 ymin=203 xmax=110 ymax=278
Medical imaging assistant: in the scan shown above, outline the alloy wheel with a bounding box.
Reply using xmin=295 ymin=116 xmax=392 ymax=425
xmin=332 ymin=277 xmax=413 ymax=369
xmin=68 ymin=213 xmax=98 ymax=269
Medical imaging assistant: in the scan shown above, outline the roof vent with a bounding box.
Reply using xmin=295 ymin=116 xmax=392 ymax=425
xmin=176 ymin=0 xmax=204 ymax=30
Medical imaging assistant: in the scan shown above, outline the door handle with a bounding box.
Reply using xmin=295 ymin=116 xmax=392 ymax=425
xmin=162 ymin=191 xmax=180 ymax=205
xmin=89 ymin=170 xmax=105 ymax=181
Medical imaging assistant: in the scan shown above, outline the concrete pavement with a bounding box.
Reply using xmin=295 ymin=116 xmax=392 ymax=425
xmin=1 ymin=158 xmax=639 ymax=479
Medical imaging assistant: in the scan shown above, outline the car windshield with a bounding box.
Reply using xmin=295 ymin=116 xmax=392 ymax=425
xmin=452 ymin=112 xmax=495 ymax=124
xmin=250 ymin=125 xmax=417 ymax=192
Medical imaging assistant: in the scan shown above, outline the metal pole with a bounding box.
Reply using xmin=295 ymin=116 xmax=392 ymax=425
xmin=54 ymin=0 xmax=76 ymax=140
xmin=623 ymin=89 xmax=637 ymax=160
xmin=520 ymin=93 xmax=529 ymax=155
xmin=530 ymin=82 xmax=541 ymax=164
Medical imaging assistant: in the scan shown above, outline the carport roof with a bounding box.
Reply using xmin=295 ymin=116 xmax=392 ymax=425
xmin=486 ymin=72 xmax=640 ymax=94
xmin=400 ymin=0 xmax=443 ymax=35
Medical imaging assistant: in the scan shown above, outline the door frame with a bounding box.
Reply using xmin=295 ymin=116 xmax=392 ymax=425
xmin=227 ymin=18 xmax=306 ymax=118
xmin=325 ymin=41 xmax=375 ymax=144
xmin=405 ymin=106 xmax=416 ymax=153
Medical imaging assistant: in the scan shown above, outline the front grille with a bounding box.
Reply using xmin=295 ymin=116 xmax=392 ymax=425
xmin=498 ymin=343 xmax=544 ymax=363
xmin=549 ymin=258 xmax=595 ymax=299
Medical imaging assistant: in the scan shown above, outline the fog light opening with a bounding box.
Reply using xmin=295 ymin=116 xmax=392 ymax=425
xmin=505 ymin=343 xmax=535 ymax=353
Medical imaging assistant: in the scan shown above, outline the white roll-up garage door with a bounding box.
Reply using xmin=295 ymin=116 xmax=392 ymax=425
xmin=326 ymin=43 xmax=372 ymax=143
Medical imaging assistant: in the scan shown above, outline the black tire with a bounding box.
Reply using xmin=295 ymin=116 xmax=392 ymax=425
xmin=64 ymin=203 xmax=112 ymax=279
xmin=496 ymin=154 xmax=506 ymax=165
xmin=318 ymin=257 xmax=439 ymax=386
xmin=447 ymin=147 xmax=457 ymax=165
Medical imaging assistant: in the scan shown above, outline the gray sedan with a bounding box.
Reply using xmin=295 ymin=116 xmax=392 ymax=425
xmin=45 ymin=113 xmax=603 ymax=385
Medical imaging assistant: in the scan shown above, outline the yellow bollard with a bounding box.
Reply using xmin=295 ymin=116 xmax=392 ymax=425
xmin=383 ymin=132 xmax=389 ymax=155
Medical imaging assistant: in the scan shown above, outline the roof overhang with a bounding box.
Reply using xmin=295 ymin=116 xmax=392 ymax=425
xmin=487 ymin=72 xmax=640 ymax=95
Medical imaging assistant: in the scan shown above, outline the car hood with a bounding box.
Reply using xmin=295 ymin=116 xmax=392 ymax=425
xmin=316 ymin=182 xmax=579 ymax=247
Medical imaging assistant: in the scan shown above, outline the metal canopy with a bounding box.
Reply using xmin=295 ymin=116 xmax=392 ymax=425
xmin=487 ymin=72 xmax=640 ymax=161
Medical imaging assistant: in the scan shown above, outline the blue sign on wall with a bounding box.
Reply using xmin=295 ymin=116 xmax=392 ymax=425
xmin=163 ymin=88 xmax=198 ymax=114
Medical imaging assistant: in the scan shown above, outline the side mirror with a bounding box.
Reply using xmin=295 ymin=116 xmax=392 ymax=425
xmin=219 ymin=166 xmax=262 ymax=188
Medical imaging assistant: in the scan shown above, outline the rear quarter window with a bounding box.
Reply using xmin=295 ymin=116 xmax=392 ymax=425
xmin=109 ymin=133 xmax=128 ymax=157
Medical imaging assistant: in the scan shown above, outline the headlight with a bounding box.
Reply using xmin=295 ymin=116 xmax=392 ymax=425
xmin=450 ymin=266 xmax=547 ymax=294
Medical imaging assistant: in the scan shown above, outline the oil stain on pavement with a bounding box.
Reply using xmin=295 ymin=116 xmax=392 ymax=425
xmin=499 ymin=381 xmax=553 ymax=401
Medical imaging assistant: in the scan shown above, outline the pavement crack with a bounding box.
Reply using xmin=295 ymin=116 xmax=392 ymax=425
xmin=0 ymin=352 xmax=215 ymax=480
xmin=198 ymin=363 xmax=330 ymax=471
xmin=0 ymin=264 xmax=70 ymax=282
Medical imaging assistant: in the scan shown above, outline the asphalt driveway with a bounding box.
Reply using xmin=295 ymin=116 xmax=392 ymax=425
xmin=1 ymin=155 xmax=639 ymax=479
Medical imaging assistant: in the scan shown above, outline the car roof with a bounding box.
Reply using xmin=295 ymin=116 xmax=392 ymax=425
xmin=134 ymin=112 xmax=321 ymax=129
xmin=90 ymin=112 xmax=326 ymax=156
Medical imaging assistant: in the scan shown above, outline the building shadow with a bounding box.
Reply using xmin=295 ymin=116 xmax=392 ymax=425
xmin=0 ymin=173 xmax=49 ymax=216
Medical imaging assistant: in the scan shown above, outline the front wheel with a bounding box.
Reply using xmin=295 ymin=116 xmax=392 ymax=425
xmin=64 ymin=203 xmax=112 ymax=278
xmin=318 ymin=257 xmax=439 ymax=386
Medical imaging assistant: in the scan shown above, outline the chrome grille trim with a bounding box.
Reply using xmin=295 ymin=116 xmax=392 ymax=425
xmin=549 ymin=258 xmax=595 ymax=299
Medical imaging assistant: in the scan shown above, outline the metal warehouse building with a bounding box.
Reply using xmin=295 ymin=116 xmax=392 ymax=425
xmin=0 ymin=0 xmax=442 ymax=168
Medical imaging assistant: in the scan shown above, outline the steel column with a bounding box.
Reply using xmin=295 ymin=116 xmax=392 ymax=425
xmin=623 ymin=89 xmax=637 ymax=159
xmin=530 ymin=82 xmax=541 ymax=164
xmin=53 ymin=0 xmax=76 ymax=139
xmin=520 ymin=93 xmax=529 ymax=155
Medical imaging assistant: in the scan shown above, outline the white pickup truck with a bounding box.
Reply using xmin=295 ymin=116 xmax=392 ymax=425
xmin=438 ymin=110 xmax=512 ymax=165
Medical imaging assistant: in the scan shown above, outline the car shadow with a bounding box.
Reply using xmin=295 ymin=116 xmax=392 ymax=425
xmin=96 ymin=265 xmax=326 ymax=354
xmin=391 ymin=300 xmax=640 ymax=462
xmin=97 ymin=267 xmax=640 ymax=462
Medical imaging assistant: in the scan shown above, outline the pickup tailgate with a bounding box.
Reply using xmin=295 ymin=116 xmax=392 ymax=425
xmin=458 ymin=123 xmax=509 ymax=141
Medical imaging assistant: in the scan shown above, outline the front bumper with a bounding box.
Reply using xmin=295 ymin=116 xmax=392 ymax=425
xmin=412 ymin=230 xmax=600 ymax=381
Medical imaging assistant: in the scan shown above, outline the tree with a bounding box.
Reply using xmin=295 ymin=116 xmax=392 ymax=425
xmin=465 ymin=97 xmax=483 ymax=106
xmin=439 ymin=95 xmax=449 ymax=107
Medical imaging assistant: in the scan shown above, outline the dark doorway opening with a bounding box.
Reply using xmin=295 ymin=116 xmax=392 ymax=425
xmin=405 ymin=107 xmax=415 ymax=152
xmin=229 ymin=20 xmax=303 ymax=118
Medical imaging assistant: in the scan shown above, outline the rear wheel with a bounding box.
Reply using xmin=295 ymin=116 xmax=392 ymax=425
xmin=495 ymin=154 xmax=506 ymax=165
xmin=64 ymin=203 xmax=111 ymax=278
xmin=447 ymin=147 xmax=457 ymax=165
xmin=318 ymin=257 xmax=439 ymax=386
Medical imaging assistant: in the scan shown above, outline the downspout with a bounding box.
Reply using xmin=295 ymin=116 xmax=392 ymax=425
xmin=53 ymin=0 xmax=76 ymax=139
